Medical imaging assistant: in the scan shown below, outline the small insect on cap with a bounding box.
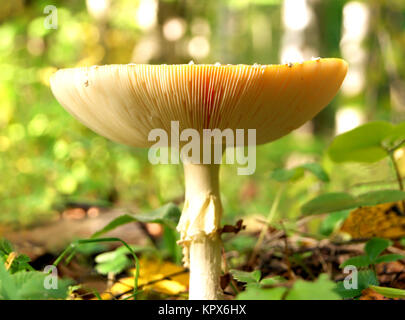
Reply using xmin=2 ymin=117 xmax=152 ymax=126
xmin=50 ymin=59 xmax=348 ymax=147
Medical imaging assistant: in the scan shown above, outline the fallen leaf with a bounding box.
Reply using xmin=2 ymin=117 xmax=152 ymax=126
xmin=360 ymin=288 xmax=390 ymax=300
xmin=5 ymin=252 xmax=17 ymax=271
xmin=101 ymin=258 xmax=188 ymax=299
xmin=340 ymin=202 xmax=405 ymax=238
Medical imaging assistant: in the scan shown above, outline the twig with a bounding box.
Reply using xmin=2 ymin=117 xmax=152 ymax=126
xmin=221 ymin=246 xmax=239 ymax=295
xmin=316 ymin=248 xmax=331 ymax=276
xmin=137 ymin=222 xmax=159 ymax=248
xmin=259 ymin=215 xmax=322 ymax=246
xmin=387 ymin=246 xmax=405 ymax=257
xmin=280 ymin=221 xmax=295 ymax=280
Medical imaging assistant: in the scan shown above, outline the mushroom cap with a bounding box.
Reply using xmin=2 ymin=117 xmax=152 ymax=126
xmin=50 ymin=59 xmax=348 ymax=147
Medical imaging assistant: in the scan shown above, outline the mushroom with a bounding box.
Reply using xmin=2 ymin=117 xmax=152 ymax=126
xmin=50 ymin=59 xmax=348 ymax=300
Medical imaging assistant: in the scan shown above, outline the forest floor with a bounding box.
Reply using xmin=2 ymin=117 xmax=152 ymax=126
xmin=3 ymin=204 xmax=405 ymax=300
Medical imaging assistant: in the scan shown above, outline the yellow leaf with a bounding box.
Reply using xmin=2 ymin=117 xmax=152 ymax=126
xmin=152 ymin=280 xmax=187 ymax=295
xmin=110 ymin=277 xmax=135 ymax=296
xmin=92 ymin=292 xmax=115 ymax=300
xmin=5 ymin=252 xmax=17 ymax=271
xmin=101 ymin=258 xmax=189 ymax=299
xmin=341 ymin=202 xmax=405 ymax=238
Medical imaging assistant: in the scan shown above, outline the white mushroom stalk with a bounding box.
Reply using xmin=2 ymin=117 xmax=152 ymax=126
xmin=179 ymin=162 xmax=223 ymax=299
xmin=50 ymin=59 xmax=348 ymax=300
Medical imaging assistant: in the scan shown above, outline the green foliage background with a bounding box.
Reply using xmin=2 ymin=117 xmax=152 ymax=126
xmin=0 ymin=0 xmax=405 ymax=227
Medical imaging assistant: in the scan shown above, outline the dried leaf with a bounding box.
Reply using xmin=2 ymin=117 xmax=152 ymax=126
xmin=101 ymin=258 xmax=188 ymax=299
xmin=360 ymin=287 xmax=390 ymax=300
xmin=341 ymin=202 xmax=405 ymax=238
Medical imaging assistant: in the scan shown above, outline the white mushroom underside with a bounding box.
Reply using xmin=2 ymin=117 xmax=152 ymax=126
xmin=50 ymin=60 xmax=348 ymax=149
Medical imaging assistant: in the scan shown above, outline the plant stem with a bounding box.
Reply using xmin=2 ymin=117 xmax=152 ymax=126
xmin=388 ymin=152 xmax=404 ymax=190
xmin=53 ymin=237 xmax=141 ymax=299
xmin=178 ymin=162 xmax=223 ymax=300
xmin=388 ymin=151 xmax=405 ymax=213
xmin=248 ymin=184 xmax=285 ymax=266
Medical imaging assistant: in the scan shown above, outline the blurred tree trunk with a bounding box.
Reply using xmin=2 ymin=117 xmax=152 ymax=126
xmin=157 ymin=0 xmax=186 ymax=63
xmin=373 ymin=1 xmax=405 ymax=121
xmin=311 ymin=0 xmax=345 ymax=137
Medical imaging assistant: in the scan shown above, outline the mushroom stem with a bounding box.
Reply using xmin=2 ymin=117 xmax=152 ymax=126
xmin=177 ymin=162 xmax=223 ymax=300
xmin=189 ymin=234 xmax=222 ymax=300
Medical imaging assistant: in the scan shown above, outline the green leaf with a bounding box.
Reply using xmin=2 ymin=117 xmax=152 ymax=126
xmin=0 ymin=257 xmax=18 ymax=300
xmin=356 ymin=190 xmax=405 ymax=208
xmin=0 ymin=255 xmax=71 ymax=301
xmin=382 ymin=122 xmax=405 ymax=150
xmin=300 ymin=163 xmax=330 ymax=182
xmin=335 ymin=270 xmax=378 ymax=299
xmin=340 ymin=255 xmax=370 ymax=268
xmin=301 ymin=192 xmax=356 ymax=215
xmin=286 ymin=274 xmax=340 ymax=300
xmin=340 ymin=238 xmax=395 ymax=268
xmin=357 ymin=270 xmax=380 ymax=290
xmin=302 ymin=190 xmax=405 ymax=215
xmin=92 ymin=203 xmax=181 ymax=238
xmin=162 ymin=226 xmax=182 ymax=265
xmin=260 ymin=276 xmax=286 ymax=287
xmin=54 ymin=237 xmax=141 ymax=299
xmin=271 ymin=163 xmax=329 ymax=183
xmin=230 ymin=269 xmax=261 ymax=284
xmin=74 ymin=242 xmax=107 ymax=255
xmin=251 ymin=270 xmax=261 ymax=282
xmin=319 ymin=210 xmax=350 ymax=236
xmin=11 ymin=271 xmax=72 ymax=300
xmin=95 ymin=254 xmax=131 ymax=275
xmin=365 ymin=238 xmax=391 ymax=263
xmin=95 ymin=245 xmax=149 ymax=263
xmin=95 ymin=244 xmax=153 ymax=275
xmin=0 ymin=239 xmax=13 ymax=255
xmin=10 ymin=254 xmax=33 ymax=273
xmin=245 ymin=282 xmax=261 ymax=290
xmin=271 ymin=167 xmax=304 ymax=182
xmin=224 ymin=235 xmax=256 ymax=252
xmin=328 ymin=121 xmax=393 ymax=163
xmin=369 ymin=285 xmax=405 ymax=299
xmin=375 ymin=254 xmax=405 ymax=264
xmin=91 ymin=214 xmax=137 ymax=239
xmin=133 ymin=203 xmax=181 ymax=229
xmin=236 ymin=287 xmax=287 ymax=300
xmin=335 ymin=281 xmax=361 ymax=299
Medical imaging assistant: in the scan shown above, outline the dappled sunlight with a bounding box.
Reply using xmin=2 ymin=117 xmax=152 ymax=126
xmin=0 ymin=0 xmax=405 ymax=303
